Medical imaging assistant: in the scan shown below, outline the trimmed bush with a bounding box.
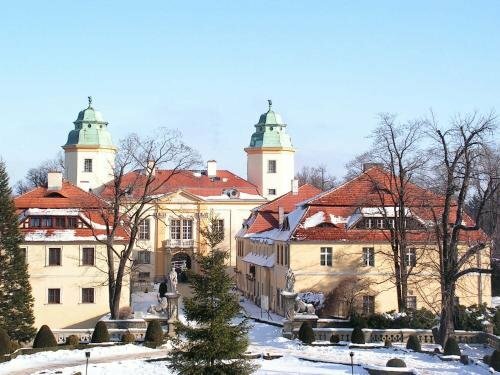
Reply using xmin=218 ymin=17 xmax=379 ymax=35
xmin=490 ymin=350 xmax=500 ymax=371
xmin=386 ymin=358 xmax=406 ymax=368
xmin=0 ymin=328 xmax=11 ymax=355
xmin=33 ymin=325 xmax=57 ymax=348
xmin=483 ymin=354 xmax=491 ymax=365
xmin=121 ymin=332 xmax=136 ymax=343
xmin=329 ymin=334 xmax=340 ymax=344
xmin=65 ymin=335 xmax=79 ymax=346
xmin=443 ymin=336 xmax=460 ymax=356
xmin=144 ymin=320 xmax=164 ymax=347
xmin=91 ymin=321 xmax=110 ymax=343
xmin=350 ymin=327 xmax=365 ymax=344
xmin=349 ymin=313 xmax=367 ymax=329
xmin=384 ymin=339 xmax=392 ymax=347
xmin=406 ymin=334 xmax=421 ymax=351
xmin=298 ymin=322 xmax=315 ymax=344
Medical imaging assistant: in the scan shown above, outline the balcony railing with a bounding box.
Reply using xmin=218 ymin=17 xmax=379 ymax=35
xmin=163 ymin=239 xmax=194 ymax=248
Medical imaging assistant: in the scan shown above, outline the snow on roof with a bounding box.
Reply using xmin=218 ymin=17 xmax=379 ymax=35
xmin=195 ymin=192 xmax=264 ymax=201
xmin=23 ymin=229 xmax=124 ymax=242
xmin=242 ymin=252 xmax=276 ymax=267
xmin=23 ymin=208 xmax=81 ymax=216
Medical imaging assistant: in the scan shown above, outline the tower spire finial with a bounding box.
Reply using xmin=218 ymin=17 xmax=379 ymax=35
xmin=88 ymin=96 xmax=93 ymax=108
xmin=268 ymin=99 xmax=272 ymax=111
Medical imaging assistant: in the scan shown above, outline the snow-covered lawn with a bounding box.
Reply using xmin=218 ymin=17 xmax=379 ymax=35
xmin=1 ymin=291 xmax=496 ymax=374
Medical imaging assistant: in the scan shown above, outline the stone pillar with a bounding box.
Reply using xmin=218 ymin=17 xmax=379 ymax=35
xmin=166 ymin=292 xmax=180 ymax=337
xmin=281 ymin=291 xmax=297 ymax=339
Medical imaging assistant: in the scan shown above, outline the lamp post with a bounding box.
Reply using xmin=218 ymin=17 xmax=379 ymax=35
xmin=85 ymin=351 xmax=90 ymax=375
xmin=349 ymin=351 xmax=354 ymax=375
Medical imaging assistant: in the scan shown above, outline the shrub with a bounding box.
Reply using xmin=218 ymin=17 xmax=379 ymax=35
xmin=490 ymin=350 xmax=500 ymax=371
xmin=0 ymin=328 xmax=11 ymax=355
xmin=384 ymin=339 xmax=392 ymax=347
xmin=65 ymin=335 xmax=79 ymax=346
xmin=350 ymin=327 xmax=365 ymax=344
xmin=494 ymin=309 xmax=500 ymax=335
xmin=483 ymin=354 xmax=491 ymax=365
xmin=443 ymin=337 xmax=460 ymax=356
xmin=329 ymin=334 xmax=340 ymax=344
xmin=121 ymin=332 xmax=136 ymax=343
xmin=386 ymin=358 xmax=406 ymax=368
xmin=144 ymin=320 xmax=164 ymax=347
xmin=298 ymin=322 xmax=315 ymax=344
xmin=91 ymin=321 xmax=110 ymax=343
xmin=406 ymin=334 xmax=421 ymax=351
xmin=118 ymin=306 xmax=133 ymax=320
xmin=349 ymin=313 xmax=367 ymax=329
xmin=33 ymin=325 xmax=57 ymax=348
xmin=367 ymin=314 xmax=391 ymax=329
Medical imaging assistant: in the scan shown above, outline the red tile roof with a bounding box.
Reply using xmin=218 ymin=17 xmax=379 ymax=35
xmin=101 ymin=169 xmax=263 ymax=199
xmin=14 ymin=181 xmax=128 ymax=242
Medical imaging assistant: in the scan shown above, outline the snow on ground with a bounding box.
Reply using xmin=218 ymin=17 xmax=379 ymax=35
xmin=492 ymin=296 xmax=500 ymax=308
xmin=0 ymin=344 xmax=157 ymax=375
xmin=240 ymin=297 xmax=283 ymax=325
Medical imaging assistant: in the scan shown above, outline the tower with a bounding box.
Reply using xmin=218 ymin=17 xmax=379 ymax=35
xmin=245 ymin=100 xmax=295 ymax=199
xmin=62 ymin=97 xmax=116 ymax=192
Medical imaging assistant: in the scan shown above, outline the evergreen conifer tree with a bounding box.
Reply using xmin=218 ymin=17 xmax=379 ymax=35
xmin=0 ymin=161 xmax=35 ymax=342
xmin=168 ymin=217 xmax=255 ymax=374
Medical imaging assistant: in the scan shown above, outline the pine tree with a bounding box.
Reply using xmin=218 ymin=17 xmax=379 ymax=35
xmin=168 ymin=217 xmax=255 ymax=375
xmin=0 ymin=161 xmax=35 ymax=342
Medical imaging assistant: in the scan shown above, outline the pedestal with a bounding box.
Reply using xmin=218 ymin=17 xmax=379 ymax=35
xmin=166 ymin=292 xmax=180 ymax=337
xmin=281 ymin=291 xmax=297 ymax=339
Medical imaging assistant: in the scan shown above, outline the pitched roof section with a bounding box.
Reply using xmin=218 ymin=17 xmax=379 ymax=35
xmin=242 ymin=184 xmax=321 ymax=235
xmin=101 ymin=169 xmax=265 ymax=201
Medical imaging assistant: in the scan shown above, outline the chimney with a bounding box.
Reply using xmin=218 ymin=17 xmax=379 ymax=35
xmin=291 ymin=179 xmax=299 ymax=195
xmin=278 ymin=206 xmax=285 ymax=226
xmin=47 ymin=172 xmax=63 ymax=191
xmin=363 ymin=162 xmax=384 ymax=172
xmin=207 ymin=160 xmax=217 ymax=178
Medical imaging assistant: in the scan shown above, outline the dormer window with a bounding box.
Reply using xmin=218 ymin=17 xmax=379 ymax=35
xmin=26 ymin=216 xmax=81 ymax=229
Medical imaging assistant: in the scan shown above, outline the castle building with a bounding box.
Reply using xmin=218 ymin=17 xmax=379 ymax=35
xmin=245 ymin=100 xmax=295 ymax=200
xmin=63 ymin=97 xmax=116 ymax=192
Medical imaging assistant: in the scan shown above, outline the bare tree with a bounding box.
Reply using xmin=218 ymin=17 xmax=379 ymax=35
xmin=93 ymin=128 xmax=200 ymax=319
xmin=15 ymin=153 xmax=64 ymax=194
xmin=346 ymin=114 xmax=431 ymax=312
xmin=296 ymin=164 xmax=337 ymax=191
xmin=426 ymin=112 xmax=499 ymax=345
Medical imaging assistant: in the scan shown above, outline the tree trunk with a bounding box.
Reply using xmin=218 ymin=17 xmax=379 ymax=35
xmin=439 ymin=284 xmax=455 ymax=346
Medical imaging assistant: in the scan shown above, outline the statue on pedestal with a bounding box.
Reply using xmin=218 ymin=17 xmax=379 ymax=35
xmin=168 ymin=268 xmax=178 ymax=294
xmin=285 ymin=268 xmax=295 ymax=293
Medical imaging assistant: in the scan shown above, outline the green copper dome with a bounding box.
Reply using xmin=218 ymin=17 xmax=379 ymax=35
xmin=64 ymin=97 xmax=115 ymax=148
xmin=249 ymin=100 xmax=293 ymax=148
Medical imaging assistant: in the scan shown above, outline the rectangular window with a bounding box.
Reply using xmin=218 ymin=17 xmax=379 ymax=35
xmin=362 ymin=247 xmax=375 ymax=267
xmin=404 ymin=248 xmax=417 ymax=267
xmin=41 ymin=217 xmax=53 ymax=227
xmin=29 ymin=217 xmax=41 ymax=228
xmin=137 ymin=250 xmax=151 ymax=264
xmin=84 ymin=159 xmax=93 ymax=172
xmin=82 ymin=288 xmax=94 ymax=303
xmin=55 ymin=217 xmax=66 ymax=228
xmin=138 ymin=272 xmax=150 ymax=280
xmin=362 ymin=295 xmax=375 ymax=315
xmin=67 ymin=217 xmax=78 ymax=228
xmin=183 ymin=219 xmax=193 ymax=240
xmin=48 ymin=288 xmax=61 ymax=304
xmin=171 ymin=219 xmax=181 ymax=240
xmin=376 ymin=218 xmax=384 ymax=229
xmin=82 ymin=247 xmax=95 ymax=266
xmin=48 ymin=248 xmax=61 ymax=266
xmin=407 ymin=296 xmax=417 ymax=310
xmin=212 ymin=219 xmax=224 ymax=240
xmin=268 ymin=188 xmax=276 ymax=195
xmin=138 ymin=219 xmax=150 ymax=240
xmin=19 ymin=247 xmax=27 ymax=263
xmin=364 ymin=218 xmax=372 ymax=229
xmin=267 ymin=160 xmax=277 ymax=173
xmin=320 ymin=247 xmax=332 ymax=266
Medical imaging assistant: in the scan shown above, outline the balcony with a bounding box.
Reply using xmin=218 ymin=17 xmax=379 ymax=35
xmin=163 ymin=239 xmax=194 ymax=248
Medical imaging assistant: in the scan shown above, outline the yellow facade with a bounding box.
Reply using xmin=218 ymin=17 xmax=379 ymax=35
xmin=236 ymin=238 xmax=491 ymax=316
xmin=23 ymin=242 xmax=130 ymax=329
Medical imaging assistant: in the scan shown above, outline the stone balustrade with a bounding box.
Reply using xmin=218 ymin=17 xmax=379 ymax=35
xmin=51 ymin=328 xmax=148 ymax=344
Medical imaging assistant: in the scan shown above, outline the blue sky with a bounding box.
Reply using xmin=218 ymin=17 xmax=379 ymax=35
xmin=1 ymin=1 xmax=499 ymax=185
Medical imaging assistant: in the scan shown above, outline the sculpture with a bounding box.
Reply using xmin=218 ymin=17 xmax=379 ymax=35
xmin=168 ymin=268 xmax=178 ymax=293
xmin=294 ymin=299 xmax=316 ymax=314
xmin=285 ymin=268 xmax=295 ymax=293
xmin=147 ymin=297 xmax=169 ymax=315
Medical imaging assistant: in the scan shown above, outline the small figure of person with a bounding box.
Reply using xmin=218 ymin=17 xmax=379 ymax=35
xmin=169 ymin=268 xmax=178 ymax=293
xmin=159 ymin=279 xmax=168 ymax=299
